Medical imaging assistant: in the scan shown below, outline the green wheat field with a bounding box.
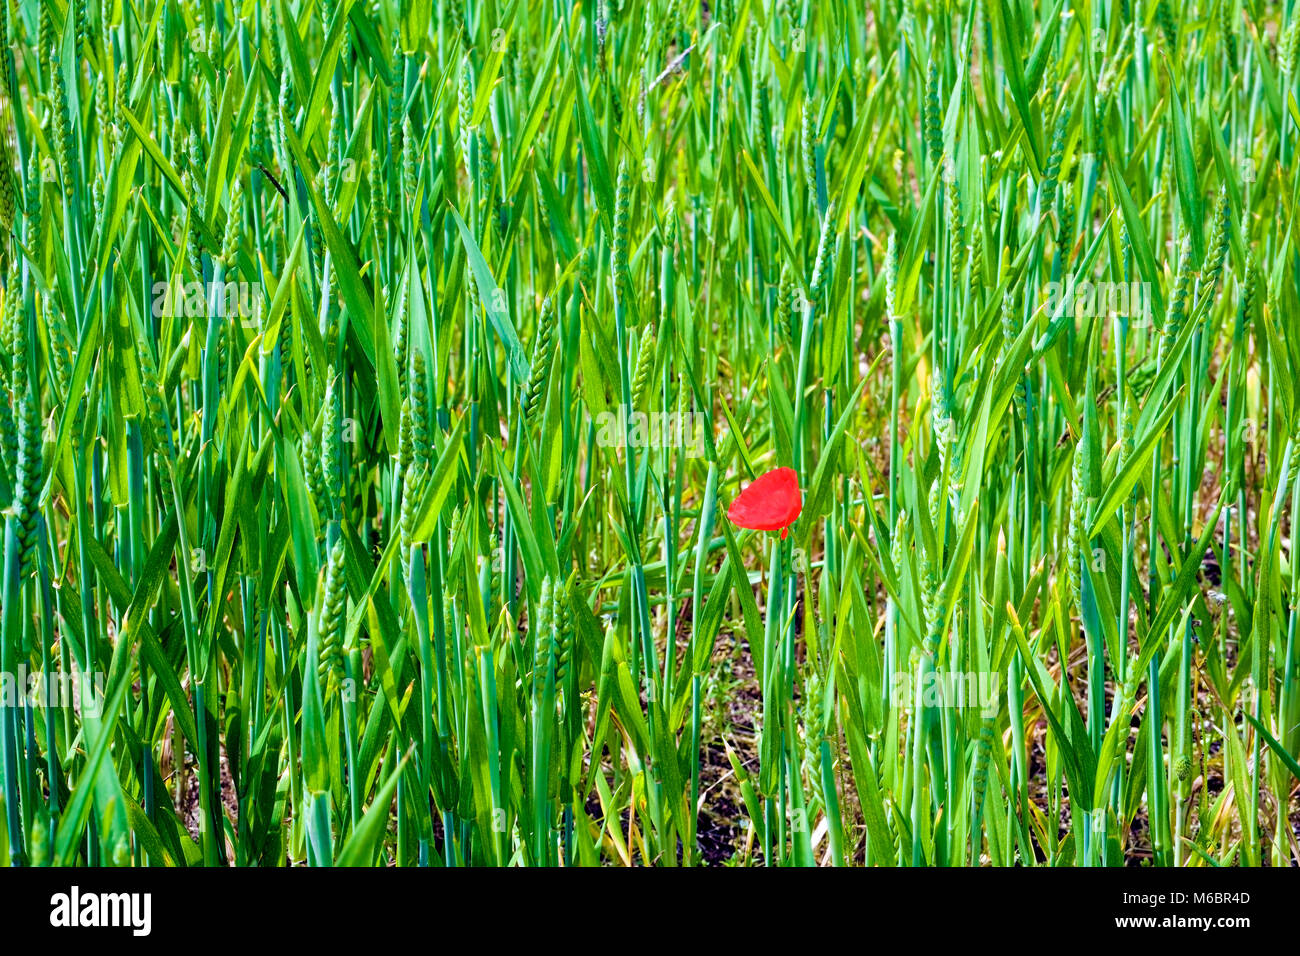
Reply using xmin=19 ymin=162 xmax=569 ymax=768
xmin=0 ymin=0 xmax=1298 ymax=868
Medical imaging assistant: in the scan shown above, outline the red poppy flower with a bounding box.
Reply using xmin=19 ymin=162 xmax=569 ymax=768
xmin=727 ymin=467 xmax=802 ymax=539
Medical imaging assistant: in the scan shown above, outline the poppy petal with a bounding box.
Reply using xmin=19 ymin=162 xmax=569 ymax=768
xmin=727 ymin=467 xmax=802 ymax=532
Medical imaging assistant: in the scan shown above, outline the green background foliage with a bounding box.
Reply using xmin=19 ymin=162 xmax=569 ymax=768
xmin=0 ymin=0 xmax=1297 ymax=866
